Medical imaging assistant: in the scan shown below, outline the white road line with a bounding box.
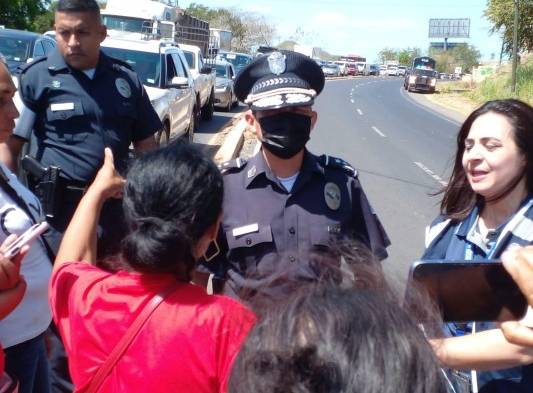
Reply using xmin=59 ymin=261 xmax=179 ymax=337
xmin=350 ymin=99 xmax=355 ymax=104
xmin=371 ymin=126 xmax=386 ymax=137
xmin=357 ymin=109 xmax=363 ymax=115
xmin=399 ymin=86 xmax=461 ymax=127
xmin=414 ymin=162 xmax=448 ymax=186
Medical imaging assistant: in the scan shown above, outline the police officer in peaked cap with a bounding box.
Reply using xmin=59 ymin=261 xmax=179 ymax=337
xmin=196 ymin=50 xmax=390 ymax=299
xmin=0 ymin=0 xmax=161 ymax=391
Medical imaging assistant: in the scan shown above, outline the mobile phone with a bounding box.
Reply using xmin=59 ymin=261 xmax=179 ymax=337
xmin=405 ymin=260 xmax=528 ymax=322
xmin=2 ymin=222 xmax=49 ymax=259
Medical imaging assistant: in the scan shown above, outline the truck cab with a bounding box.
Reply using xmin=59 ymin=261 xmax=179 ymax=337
xmin=180 ymin=43 xmax=216 ymax=121
xmin=101 ymin=36 xmax=196 ymax=143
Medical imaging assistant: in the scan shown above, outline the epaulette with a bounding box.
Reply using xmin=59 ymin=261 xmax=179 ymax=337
xmin=217 ymin=157 xmax=247 ymax=174
xmin=110 ymin=57 xmax=134 ymax=72
xmin=18 ymin=56 xmax=47 ymax=75
xmin=318 ymin=154 xmax=358 ymax=178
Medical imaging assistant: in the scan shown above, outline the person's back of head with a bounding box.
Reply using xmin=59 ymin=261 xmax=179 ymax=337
xmin=230 ymin=283 xmax=446 ymax=393
xmin=119 ymin=142 xmax=223 ymax=280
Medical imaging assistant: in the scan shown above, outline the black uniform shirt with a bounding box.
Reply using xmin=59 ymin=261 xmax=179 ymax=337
xmin=201 ymin=150 xmax=390 ymax=298
xmin=15 ymin=49 xmax=161 ymax=181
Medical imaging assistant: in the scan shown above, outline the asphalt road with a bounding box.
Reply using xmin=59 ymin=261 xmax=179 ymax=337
xmin=308 ymin=76 xmax=463 ymax=286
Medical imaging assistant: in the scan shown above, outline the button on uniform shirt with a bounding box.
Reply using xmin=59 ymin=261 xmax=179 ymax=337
xmin=201 ymin=150 xmax=390 ymax=299
xmin=15 ymin=49 xmax=162 ymax=181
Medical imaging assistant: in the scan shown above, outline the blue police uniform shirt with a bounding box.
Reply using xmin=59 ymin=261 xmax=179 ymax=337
xmin=201 ymin=150 xmax=390 ymax=298
xmin=15 ymin=49 xmax=162 ymax=182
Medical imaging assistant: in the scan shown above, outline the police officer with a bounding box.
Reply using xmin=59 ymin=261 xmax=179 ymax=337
xmin=0 ymin=1 xmax=161 ymax=391
xmin=0 ymin=0 xmax=161 ymax=258
xmin=198 ymin=50 xmax=390 ymax=299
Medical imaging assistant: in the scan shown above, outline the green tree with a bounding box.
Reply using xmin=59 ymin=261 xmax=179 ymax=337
xmin=378 ymin=48 xmax=398 ymax=63
xmin=32 ymin=1 xmax=57 ymax=33
xmin=397 ymin=47 xmax=421 ymax=66
xmin=485 ymin=0 xmax=533 ymax=55
xmin=429 ymin=44 xmax=481 ymax=73
xmin=0 ymin=0 xmax=50 ymax=30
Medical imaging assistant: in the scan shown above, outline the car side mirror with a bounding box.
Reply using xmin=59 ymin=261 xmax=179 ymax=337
xmin=200 ymin=66 xmax=212 ymax=74
xmin=169 ymin=76 xmax=189 ymax=88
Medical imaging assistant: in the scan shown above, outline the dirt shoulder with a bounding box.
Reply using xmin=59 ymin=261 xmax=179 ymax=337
xmin=423 ymin=82 xmax=478 ymax=118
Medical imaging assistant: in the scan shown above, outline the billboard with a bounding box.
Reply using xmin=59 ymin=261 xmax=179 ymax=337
xmin=429 ymin=18 xmax=470 ymax=38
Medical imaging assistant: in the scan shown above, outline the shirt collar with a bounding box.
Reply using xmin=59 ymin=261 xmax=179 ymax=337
xmin=244 ymin=149 xmax=324 ymax=189
xmin=47 ymin=49 xmax=108 ymax=76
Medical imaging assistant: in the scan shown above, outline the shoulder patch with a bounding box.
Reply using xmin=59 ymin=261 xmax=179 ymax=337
xmin=110 ymin=57 xmax=134 ymax=72
xmin=18 ymin=56 xmax=47 ymax=75
xmin=318 ymin=155 xmax=358 ymax=178
xmin=217 ymin=157 xmax=247 ymax=174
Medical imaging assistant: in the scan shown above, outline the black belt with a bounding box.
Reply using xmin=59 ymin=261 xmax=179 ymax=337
xmin=58 ymin=179 xmax=88 ymax=204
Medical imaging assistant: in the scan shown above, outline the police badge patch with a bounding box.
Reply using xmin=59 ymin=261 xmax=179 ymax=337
xmin=115 ymin=78 xmax=132 ymax=98
xmin=268 ymin=52 xmax=287 ymax=75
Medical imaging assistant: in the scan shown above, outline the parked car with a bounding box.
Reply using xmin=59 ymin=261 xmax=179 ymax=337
xmin=379 ymin=65 xmax=387 ymax=76
xmin=214 ymin=60 xmax=238 ymax=111
xmin=404 ymin=69 xmax=437 ymax=93
xmin=322 ymin=62 xmax=340 ymax=77
xmin=386 ymin=65 xmax=399 ymax=76
xmin=397 ymin=66 xmax=407 ymax=76
xmin=334 ymin=61 xmax=348 ymax=76
xmin=180 ymin=43 xmax=216 ymax=122
xmin=346 ymin=62 xmax=357 ymax=76
xmin=368 ymin=64 xmax=379 ymax=76
xmin=0 ymin=27 xmax=56 ymax=74
xmin=101 ymin=37 xmax=196 ymax=144
xmin=216 ymin=51 xmax=253 ymax=75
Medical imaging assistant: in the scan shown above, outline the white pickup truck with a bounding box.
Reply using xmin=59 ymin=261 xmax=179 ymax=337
xmin=101 ymin=36 xmax=196 ymax=144
xmin=180 ymin=43 xmax=216 ymax=122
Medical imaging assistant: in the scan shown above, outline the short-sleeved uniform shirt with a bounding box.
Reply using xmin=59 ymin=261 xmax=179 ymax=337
xmin=15 ymin=49 xmax=161 ymax=181
xmin=201 ymin=150 xmax=390 ymax=298
xmin=50 ymin=262 xmax=256 ymax=393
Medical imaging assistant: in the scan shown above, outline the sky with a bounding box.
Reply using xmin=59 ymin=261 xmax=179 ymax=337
xmin=178 ymin=0 xmax=503 ymax=63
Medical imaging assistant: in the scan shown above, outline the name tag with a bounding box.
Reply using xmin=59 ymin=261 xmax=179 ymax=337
xmin=232 ymin=223 xmax=259 ymax=237
xmin=50 ymin=102 xmax=75 ymax=112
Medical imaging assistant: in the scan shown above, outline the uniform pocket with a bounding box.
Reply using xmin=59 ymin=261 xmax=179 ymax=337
xmin=46 ymin=100 xmax=88 ymax=143
xmin=226 ymin=225 xmax=273 ymax=249
xmin=225 ymin=224 xmax=274 ymax=276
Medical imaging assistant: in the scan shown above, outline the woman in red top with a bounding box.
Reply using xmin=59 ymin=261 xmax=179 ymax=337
xmin=49 ymin=144 xmax=256 ymax=393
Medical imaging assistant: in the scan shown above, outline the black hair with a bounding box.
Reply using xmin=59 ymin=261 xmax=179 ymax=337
xmin=56 ymin=0 xmax=101 ymax=15
xmin=441 ymin=99 xmax=533 ymax=220
xmin=119 ymin=142 xmax=223 ymax=280
xmin=230 ymin=284 xmax=446 ymax=393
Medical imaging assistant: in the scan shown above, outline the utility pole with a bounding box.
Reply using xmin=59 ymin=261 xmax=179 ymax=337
xmin=511 ymin=0 xmax=519 ymax=93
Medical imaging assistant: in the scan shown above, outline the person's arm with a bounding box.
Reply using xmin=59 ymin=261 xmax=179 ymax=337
xmin=0 ymin=235 xmax=28 ymax=319
xmin=0 ymin=136 xmax=25 ymax=172
xmin=54 ymin=148 xmax=125 ymax=271
xmin=501 ymin=246 xmax=533 ymax=346
xmin=133 ymin=135 xmax=157 ymax=154
xmin=430 ymin=328 xmax=533 ymax=370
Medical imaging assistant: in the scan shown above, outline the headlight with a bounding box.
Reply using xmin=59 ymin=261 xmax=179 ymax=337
xmin=430 ymin=78 xmax=437 ymax=86
xmin=409 ymin=76 xmax=417 ymax=83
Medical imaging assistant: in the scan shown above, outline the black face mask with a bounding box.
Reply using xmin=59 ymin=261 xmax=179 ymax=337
xmin=258 ymin=112 xmax=312 ymax=159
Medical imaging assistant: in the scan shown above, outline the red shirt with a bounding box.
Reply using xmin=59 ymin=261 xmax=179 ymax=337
xmin=50 ymin=262 xmax=255 ymax=393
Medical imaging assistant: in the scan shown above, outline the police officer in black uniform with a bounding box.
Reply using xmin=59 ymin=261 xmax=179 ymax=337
xmin=0 ymin=0 xmax=161 ymax=258
xmin=197 ymin=50 xmax=390 ymax=299
xmin=0 ymin=1 xmax=161 ymax=391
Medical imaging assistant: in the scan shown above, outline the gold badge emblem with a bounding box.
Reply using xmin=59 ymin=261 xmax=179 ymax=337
xmin=324 ymin=183 xmax=341 ymax=211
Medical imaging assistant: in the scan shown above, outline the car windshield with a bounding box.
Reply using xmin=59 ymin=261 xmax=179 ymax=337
xmin=101 ymin=47 xmax=160 ymax=87
xmin=0 ymin=36 xmax=32 ymax=64
xmin=219 ymin=53 xmax=251 ymax=68
xmin=102 ymin=15 xmax=146 ymax=33
xmin=413 ymin=69 xmax=436 ymax=77
xmin=215 ymin=64 xmax=228 ymax=78
xmin=182 ymin=51 xmax=195 ymax=69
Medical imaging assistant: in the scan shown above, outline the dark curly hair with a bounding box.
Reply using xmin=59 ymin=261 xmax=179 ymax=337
xmin=118 ymin=142 xmax=223 ymax=280
xmin=230 ymin=283 xmax=446 ymax=393
xmin=441 ymin=99 xmax=533 ymax=221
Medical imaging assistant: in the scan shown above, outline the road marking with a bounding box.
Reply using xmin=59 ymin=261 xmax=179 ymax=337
xmin=399 ymin=86 xmax=461 ymax=127
xmin=371 ymin=126 xmax=386 ymax=137
xmin=357 ymin=109 xmax=363 ymax=115
xmin=414 ymin=161 xmax=448 ymax=186
xmin=350 ymin=99 xmax=355 ymax=104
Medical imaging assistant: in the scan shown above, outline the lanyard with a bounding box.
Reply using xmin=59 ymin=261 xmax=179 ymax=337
xmin=464 ymin=198 xmax=533 ymax=261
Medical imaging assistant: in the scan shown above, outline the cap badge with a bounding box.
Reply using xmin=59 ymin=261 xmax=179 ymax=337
xmin=52 ymin=80 xmax=61 ymax=89
xmin=324 ymin=182 xmax=341 ymax=211
xmin=268 ymin=52 xmax=286 ymax=75
xmin=115 ymin=78 xmax=132 ymax=98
